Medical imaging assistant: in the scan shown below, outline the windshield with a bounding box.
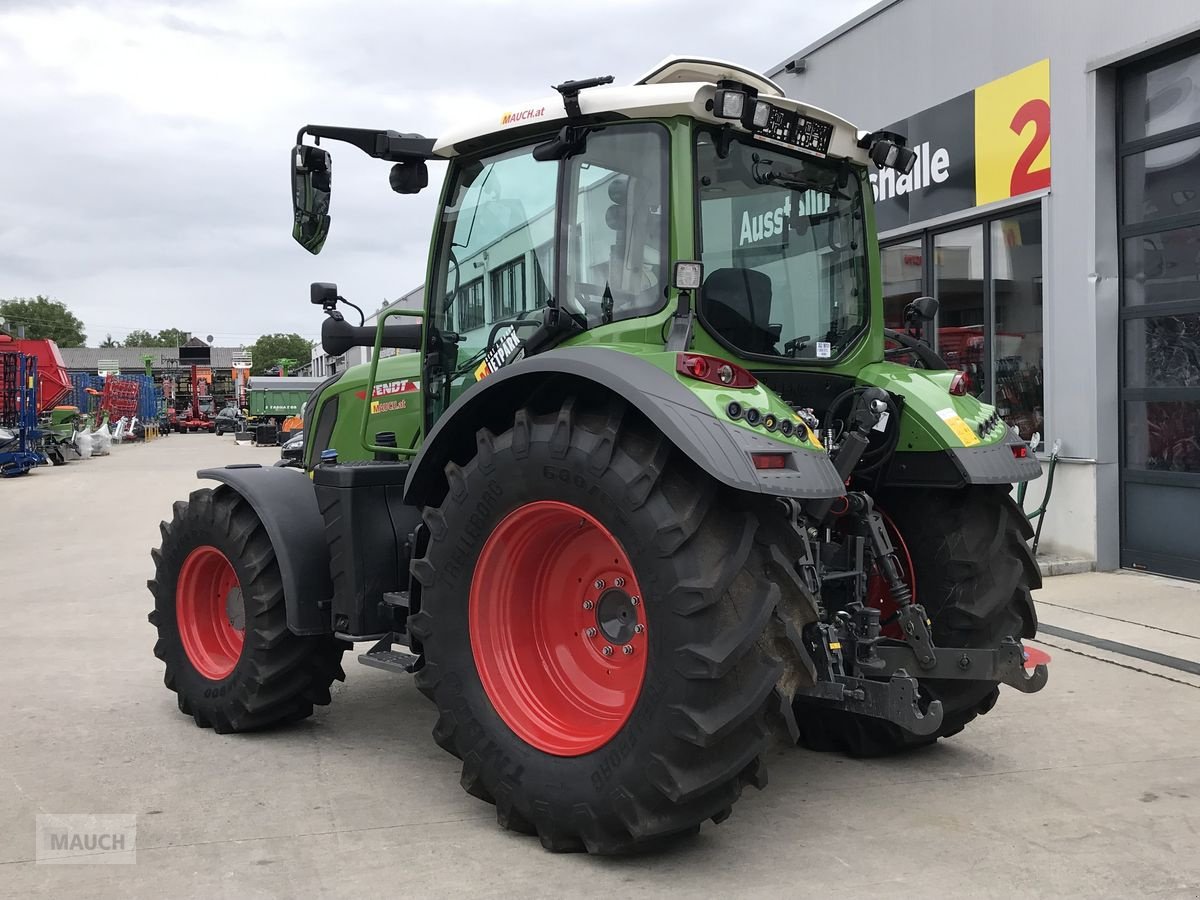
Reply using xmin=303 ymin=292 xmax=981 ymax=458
xmin=695 ymin=131 xmax=869 ymax=361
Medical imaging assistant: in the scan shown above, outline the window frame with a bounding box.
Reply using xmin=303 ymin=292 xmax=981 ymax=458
xmin=489 ymin=254 xmax=528 ymax=322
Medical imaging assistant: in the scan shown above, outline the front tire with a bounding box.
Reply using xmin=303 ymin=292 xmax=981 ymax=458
xmin=794 ymin=485 xmax=1039 ymax=756
xmin=148 ymin=485 xmax=347 ymax=732
xmin=410 ymin=397 xmax=794 ymax=853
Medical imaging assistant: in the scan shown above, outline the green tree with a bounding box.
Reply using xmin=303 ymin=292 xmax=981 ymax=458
xmin=0 ymin=295 xmax=87 ymax=346
xmin=123 ymin=329 xmax=157 ymax=346
xmin=251 ymin=333 xmax=313 ymax=375
xmin=156 ymin=328 xmax=190 ymax=347
xmin=100 ymin=333 xmax=120 ymax=348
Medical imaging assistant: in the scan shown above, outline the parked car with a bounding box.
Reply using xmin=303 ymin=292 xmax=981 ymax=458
xmin=279 ymin=430 xmax=303 ymax=463
xmin=214 ymin=406 xmax=244 ymax=436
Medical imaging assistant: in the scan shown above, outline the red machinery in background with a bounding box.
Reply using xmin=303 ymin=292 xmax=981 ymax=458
xmin=0 ymin=336 xmax=71 ymax=413
xmin=176 ymin=365 xmax=216 ymax=432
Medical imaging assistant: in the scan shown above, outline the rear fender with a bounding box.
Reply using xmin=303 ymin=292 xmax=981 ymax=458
xmin=404 ymin=346 xmax=846 ymax=506
xmin=197 ymin=464 xmax=331 ymax=635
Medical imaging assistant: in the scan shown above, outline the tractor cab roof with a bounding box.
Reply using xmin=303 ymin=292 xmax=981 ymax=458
xmin=433 ymin=55 xmax=870 ymax=167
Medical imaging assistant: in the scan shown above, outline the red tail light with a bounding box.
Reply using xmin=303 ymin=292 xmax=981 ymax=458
xmin=676 ymin=353 xmax=757 ymax=388
xmin=949 ymin=371 xmax=969 ymax=396
xmin=1011 ymin=444 xmax=1029 ymax=459
xmin=751 ymin=452 xmax=790 ymax=470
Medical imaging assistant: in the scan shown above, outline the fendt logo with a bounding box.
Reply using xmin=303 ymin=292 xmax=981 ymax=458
xmin=501 ymin=107 xmax=545 ymax=125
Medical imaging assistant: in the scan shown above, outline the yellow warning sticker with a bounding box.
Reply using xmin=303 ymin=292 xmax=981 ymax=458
xmin=474 ymin=360 xmax=491 ymax=382
xmin=802 ymin=422 xmax=823 ymax=449
xmin=937 ymin=407 xmax=981 ymax=447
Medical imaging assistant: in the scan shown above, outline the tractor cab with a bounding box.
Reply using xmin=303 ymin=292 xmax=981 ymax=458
xmin=290 ymin=57 xmax=919 ymax=439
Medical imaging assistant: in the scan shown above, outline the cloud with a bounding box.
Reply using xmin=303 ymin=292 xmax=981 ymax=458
xmin=0 ymin=0 xmax=874 ymax=345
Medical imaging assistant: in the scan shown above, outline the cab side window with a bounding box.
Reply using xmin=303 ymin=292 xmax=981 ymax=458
xmin=562 ymin=125 xmax=669 ymax=326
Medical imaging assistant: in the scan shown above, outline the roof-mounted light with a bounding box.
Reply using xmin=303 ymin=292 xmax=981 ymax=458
xmin=858 ymin=129 xmax=917 ymax=175
xmin=714 ymin=87 xmax=746 ymax=120
xmin=751 ymin=99 xmax=771 ymax=129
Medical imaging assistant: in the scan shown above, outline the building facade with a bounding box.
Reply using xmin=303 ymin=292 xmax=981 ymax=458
xmin=770 ymin=0 xmax=1200 ymax=579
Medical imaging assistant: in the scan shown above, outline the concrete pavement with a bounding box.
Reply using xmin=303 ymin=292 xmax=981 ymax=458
xmin=1 ymin=436 xmax=1198 ymax=898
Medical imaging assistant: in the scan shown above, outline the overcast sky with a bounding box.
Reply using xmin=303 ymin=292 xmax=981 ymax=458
xmin=1 ymin=0 xmax=874 ymax=347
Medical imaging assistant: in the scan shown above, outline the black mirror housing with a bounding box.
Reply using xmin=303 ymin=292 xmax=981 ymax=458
xmin=906 ymin=296 xmax=939 ymax=322
xmin=389 ymin=160 xmax=429 ymax=195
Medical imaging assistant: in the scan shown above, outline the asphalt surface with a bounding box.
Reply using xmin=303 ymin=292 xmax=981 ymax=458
xmin=2 ymin=436 xmax=1199 ymax=898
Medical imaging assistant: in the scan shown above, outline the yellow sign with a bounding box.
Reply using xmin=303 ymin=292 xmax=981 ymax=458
xmin=975 ymin=59 xmax=1051 ymax=206
xmin=937 ymin=408 xmax=981 ymax=447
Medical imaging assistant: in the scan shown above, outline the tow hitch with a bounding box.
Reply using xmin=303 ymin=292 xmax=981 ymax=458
xmin=775 ymin=400 xmax=1051 ymax=738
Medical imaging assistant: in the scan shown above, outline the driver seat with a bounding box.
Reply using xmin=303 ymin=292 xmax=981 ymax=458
xmin=700 ymin=268 xmax=777 ymax=355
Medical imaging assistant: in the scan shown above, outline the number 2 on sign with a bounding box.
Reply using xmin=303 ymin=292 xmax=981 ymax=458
xmin=1009 ymin=98 xmax=1050 ymax=195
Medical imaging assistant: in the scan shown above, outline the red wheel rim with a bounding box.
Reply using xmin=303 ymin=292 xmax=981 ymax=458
xmin=469 ymin=500 xmax=648 ymax=757
xmin=176 ymin=545 xmax=245 ymax=680
xmin=866 ymin=510 xmax=916 ymax=639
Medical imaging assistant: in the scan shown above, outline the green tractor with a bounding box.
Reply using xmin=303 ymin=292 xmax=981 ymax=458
xmin=148 ymin=57 xmax=1048 ymax=853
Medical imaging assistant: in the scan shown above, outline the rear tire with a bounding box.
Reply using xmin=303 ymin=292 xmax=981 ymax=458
xmin=793 ymin=485 xmax=1039 ymax=756
xmin=148 ymin=485 xmax=347 ymax=733
xmin=410 ymin=397 xmax=798 ymax=853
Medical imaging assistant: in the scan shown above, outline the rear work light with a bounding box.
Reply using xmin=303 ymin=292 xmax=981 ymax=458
xmin=949 ymin=371 xmax=969 ymax=396
xmin=751 ymin=452 xmax=791 ymax=470
xmin=676 ymin=353 xmax=757 ymax=388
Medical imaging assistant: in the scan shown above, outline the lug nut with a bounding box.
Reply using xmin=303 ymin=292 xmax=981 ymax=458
xmin=634 ymin=624 xmax=645 ymax=634
xmin=594 ymin=579 xmax=605 ymax=590
xmin=602 ymin=645 xmax=614 ymax=656
xmin=585 ymin=627 xmax=598 ymax=638
xmin=614 ymin=577 xmax=625 ymax=588
xmin=582 ymin=600 xmax=594 ymax=610
xmin=630 ymin=595 xmax=640 ymax=605
xmin=622 ymin=645 xmax=634 ymax=656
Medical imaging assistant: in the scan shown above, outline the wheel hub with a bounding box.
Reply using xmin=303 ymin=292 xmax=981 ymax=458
xmin=595 ymin=588 xmax=638 ymax=645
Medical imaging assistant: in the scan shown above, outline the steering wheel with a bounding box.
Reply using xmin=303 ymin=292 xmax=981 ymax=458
xmin=572 ymin=281 xmax=642 ymax=322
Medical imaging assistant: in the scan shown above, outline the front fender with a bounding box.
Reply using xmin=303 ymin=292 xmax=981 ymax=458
xmin=404 ymin=347 xmax=845 ymax=506
xmin=198 ymin=464 xmax=331 ymax=635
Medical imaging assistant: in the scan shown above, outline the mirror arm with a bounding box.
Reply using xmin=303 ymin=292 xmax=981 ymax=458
xmin=297 ymin=125 xmax=438 ymax=162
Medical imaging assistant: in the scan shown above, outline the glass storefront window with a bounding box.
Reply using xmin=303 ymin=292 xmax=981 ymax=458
xmin=934 ymin=225 xmax=987 ymax=398
xmin=1122 ymin=135 xmax=1200 ymax=225
xmin=1124 ymin=313 xmax=1200 ymax=389
xmin=884 ymin=205 xmax=1045 ymax=443
xmin=992 ymin=211 xmax=1045 ymax=441
xmin=1122 ymin=224 xmax=1200 ymax=306
xmin=1121 ymin=48 xmax=1200 ymax=143
xmin=1124 ymin=400 xmax=1200 ymax=472
xmin=881 ymin=239 xmax=923 ymax=329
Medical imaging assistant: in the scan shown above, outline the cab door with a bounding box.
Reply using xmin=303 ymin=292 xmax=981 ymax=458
xmin=423 ymin=141 xmax=559 ymax=430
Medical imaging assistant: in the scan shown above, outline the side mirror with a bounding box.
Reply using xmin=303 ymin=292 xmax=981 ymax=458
xmin=905 ymin=296 xmax=938 ymax=322
xmin=292 ymin=144 xmax=332 ymax=255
